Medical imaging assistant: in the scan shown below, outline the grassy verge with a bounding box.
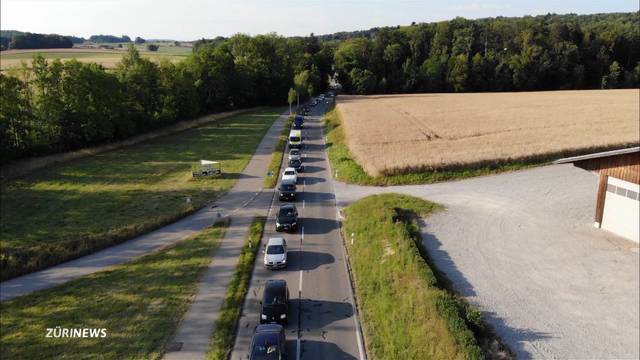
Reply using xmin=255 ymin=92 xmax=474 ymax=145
xmin=263 ymin=115 xmax=293 ymax=188
xmin=206 ymin=216 xmax=266 ymax=360
xmin=0 ymin=219 xmax=230 ymax=360
xmin=324 ymin=107 xmax=540 ymax=186
xmin=0 ymin=108 xmax=282 ymax=280
xmin=342 ymin=193 xmax=510 ymax=359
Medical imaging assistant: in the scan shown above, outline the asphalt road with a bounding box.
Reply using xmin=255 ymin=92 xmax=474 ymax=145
xmin=230 ymin=100 xmax=366 ymax=360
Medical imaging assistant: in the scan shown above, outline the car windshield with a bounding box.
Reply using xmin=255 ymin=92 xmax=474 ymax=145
xmin=284 ymin=171 xmax=295 ymax=176
xmin=267 ymin=245 xmax=285 ymax=254
xmin=290 ymin=150 xmax=299 ymax=155
xmin=280 ymin=184 xmax=295 ymax=191
xmin=289 ymin=160 xmax=300 ymax=166
xmin=289 ymin=136 xmax=300 ymax=142
xmin=278 ymin=208 xmax=295 ymax=217
xmin=251 ymin=334 xmax=280 ymax=360
xmin=264 ymin=291 xmax=286 ymax=305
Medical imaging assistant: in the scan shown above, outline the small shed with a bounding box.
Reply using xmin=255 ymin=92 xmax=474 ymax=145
xmin=555 ymin=147 xmax=639 ymax=242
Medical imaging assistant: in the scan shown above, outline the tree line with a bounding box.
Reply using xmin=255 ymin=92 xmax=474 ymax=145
xmin=1 ymin=12 xmax=638 ymax=164
xmin=334 ymin=12 xmax=640 ymax=93
xmin=0 ymin=34 xmax=331 ymax=164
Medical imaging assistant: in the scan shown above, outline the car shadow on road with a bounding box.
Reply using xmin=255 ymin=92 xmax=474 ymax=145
xmin=301 ymin=191 xmax=335 ymax=203
xmin=302 ymin=156 xmax=324 ymax=163
xmin=285 ymin=250 xmax=335 ymax=271
xmin=301 ymin=217 xmax=338 ymax=235
xmin=299 ymin=298 xmax=354 ymax=330
xmin=299 ymin=339 xmax=358 ymax=360
xmin=303 ymin=176 xmax=326 ymax=185
xmin=301 ymin=165 xmax=325 ymax=174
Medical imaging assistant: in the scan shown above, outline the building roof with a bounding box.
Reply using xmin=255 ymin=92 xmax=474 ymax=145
xmin=554 ymin=147 xmax=639 ymax=164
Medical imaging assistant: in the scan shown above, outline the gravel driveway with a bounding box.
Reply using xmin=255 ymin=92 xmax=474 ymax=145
xmin=334 ymin=164 xmax=639 ymax=359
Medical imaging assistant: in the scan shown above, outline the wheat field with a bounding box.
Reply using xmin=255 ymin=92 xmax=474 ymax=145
xmin=336 ymin=89 xmax=639 ymax=176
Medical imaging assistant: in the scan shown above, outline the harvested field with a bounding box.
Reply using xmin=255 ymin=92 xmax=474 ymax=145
xmin=0 ymin=47 xmax=188 ymax=70
xmin=336 ymin=89 xmax=639 ymax=176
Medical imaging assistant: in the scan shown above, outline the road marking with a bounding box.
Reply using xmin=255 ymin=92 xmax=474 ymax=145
xmin=296 ymin=338 xmax=301 ymax=360
xmin=299 ymin=270 xmax=303 ymax=293
xmin=303 ymin=199 xmax=305 ymax=209
xmin=301 ymin=226 xmax=304 ymax=240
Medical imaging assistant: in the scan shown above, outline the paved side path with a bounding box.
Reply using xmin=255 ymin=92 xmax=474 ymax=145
xmin=163 ymin=192 xmax=273 ymax=360
xmin=0 ymin=113 xmax=287 ymax=302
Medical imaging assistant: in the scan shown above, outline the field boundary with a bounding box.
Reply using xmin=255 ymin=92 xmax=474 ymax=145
xmin=1 ymin=107 xmax=263 ymax=180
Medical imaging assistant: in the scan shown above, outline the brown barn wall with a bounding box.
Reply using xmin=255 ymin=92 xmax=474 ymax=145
xmin=575 ymin=152 xmax=640 ymax=184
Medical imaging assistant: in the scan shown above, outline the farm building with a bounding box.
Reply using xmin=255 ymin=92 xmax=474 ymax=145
xmin=555 ymin=147 xmax=640 ymax=242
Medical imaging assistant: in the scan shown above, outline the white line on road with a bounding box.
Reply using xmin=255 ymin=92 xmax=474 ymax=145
xmin=299 ymin=270 xmax=303 ymax=293
xmin=303 ymin=199 xmax=305 ymax=209
xmin=301 ymin=226 xmax=304 ymax=240
xmin=296 ymin=338 xmax=301 ymax=360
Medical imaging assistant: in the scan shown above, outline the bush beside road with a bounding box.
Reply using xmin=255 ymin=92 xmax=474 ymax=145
xmin=342 ymin=193 xmax=489 ymax=359
xmin=263 ymin=115 xmax=293 ymax=188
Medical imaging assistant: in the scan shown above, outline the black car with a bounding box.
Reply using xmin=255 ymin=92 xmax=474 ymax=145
xmin=278 ymin=180 xmax=296 ymax=201
xmin=249 ymin=324 xmax=286 ymax=360
xmin=288 ymin=159 xmax=303 ymax=172
xmin=260 ymin=280 xmax=289 ymax=325
xmin=275 ymin=204 xmax=298 ymax=232
xmin=293 ymin=115 xmax=304 ymax=129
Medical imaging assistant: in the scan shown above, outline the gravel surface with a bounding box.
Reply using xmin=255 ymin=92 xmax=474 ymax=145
xmin=334 ymin=164 xmax=639 ymax=359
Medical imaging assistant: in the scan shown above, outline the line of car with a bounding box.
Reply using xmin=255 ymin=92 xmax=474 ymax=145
xmin=247 ymin=92 xmax=336 ymax=360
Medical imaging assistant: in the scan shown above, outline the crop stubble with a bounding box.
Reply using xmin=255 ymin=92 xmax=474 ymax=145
xmin=336 ymin=89 xmax=639 ymax=176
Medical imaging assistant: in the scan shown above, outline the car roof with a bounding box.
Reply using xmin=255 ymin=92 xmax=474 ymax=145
xmin=267 ymin=237 xmax=285 ymax=246
xmin=284 ymin=167 xmax=296 ymax=172
xmin=264 ymin=280 xmax=287 ymax=295
xmin=289 ymin=129 xmax=301 ymax=135
xmin=281 ymin=178 xmax=296 ymax=185
xmin=279 ymin=204 xmax=296 ymax=210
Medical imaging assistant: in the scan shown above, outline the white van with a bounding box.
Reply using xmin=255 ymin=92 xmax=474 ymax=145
xmin=288 ymin=129 xmax=302 ymax=149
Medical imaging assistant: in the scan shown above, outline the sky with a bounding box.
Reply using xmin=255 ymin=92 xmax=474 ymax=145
xmin=1 ymin=0 xmax=638 ymax=41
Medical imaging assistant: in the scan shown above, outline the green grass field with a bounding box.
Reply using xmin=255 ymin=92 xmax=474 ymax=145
xmin=206 ymin=216 xmax=266 ymax=360
xmin=0 ymin=46 xmax=190 ymax=70
xmin=342 ymin=194 xmax=484 ymax=359
xmin=324 ymin=107 xmax=538 ymax=186
xmin=0 ymin=219 xmax=229 ymax=360
xmin=0 ymin=108 xmax=282 ymax=280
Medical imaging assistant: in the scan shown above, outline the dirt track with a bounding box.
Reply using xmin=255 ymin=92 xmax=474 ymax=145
xmin=334 ymin=164 xmax=639 ymax=359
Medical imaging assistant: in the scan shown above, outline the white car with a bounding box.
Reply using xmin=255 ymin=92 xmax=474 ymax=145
xmin=288 ymin=149 xmax=301 ymax=162
xmin=282 ymin=167 xmax=297 ymax=184
xmin=264 ymin=237 xmax=287 ymax=269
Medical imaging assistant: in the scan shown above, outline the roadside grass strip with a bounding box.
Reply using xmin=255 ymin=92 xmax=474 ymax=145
xmin=0 ymin=219 xmax=230 ymax=360
xmin=342 ymin=193 xmax=486 ymax=359
xmin=0 ymin=108 xmax=281 ymax=280
xmin=263 ymin=115 xmax=293 ymax=188
xmin=324 ymin=107 xmax=538 ymax=186
xmin=206 ymin=216 xmax=266 ymax=360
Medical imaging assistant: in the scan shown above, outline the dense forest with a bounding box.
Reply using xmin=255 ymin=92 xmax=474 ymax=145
xmin=0 ymin=30 xmax=85 ymax=50
xmin=1 ymin=12 xmax=638 ymax=165
xmin=1 ymin=32 xmax=73 ymax=50
xmin=332 ymin=12 xmax=640 ymax=93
